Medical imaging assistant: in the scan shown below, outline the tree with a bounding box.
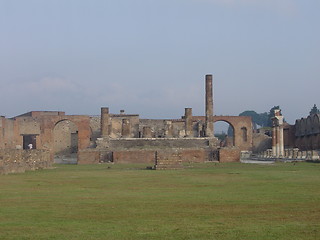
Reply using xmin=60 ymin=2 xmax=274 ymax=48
xmin=239 ymin=110 xmax=260 ymax=129
xmin=239 ymin=110 xmax=269 ymax=128
xmin=267 ymin=106 xmax=280 ymax=127
xmin=238 ymin=106 xmax=280 ymax=128
xmin=309 ymin=104 xmax=320 ymax=115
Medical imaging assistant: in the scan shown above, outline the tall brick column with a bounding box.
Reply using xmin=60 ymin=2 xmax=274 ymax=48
xmin=205 ymin=74 xmax=214 ymax=137
xmin=101 ymin=107 xmax=109 ymax=138
xmin=185 ymin=108 xmax=193 ymax=137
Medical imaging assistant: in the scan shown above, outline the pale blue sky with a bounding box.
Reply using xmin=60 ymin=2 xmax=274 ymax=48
xmin=1 ymin=0 xmax=319 ymax=124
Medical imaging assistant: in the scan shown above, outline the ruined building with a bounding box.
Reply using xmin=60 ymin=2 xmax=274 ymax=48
xmin=258 ymin=108 xmax=320 ymax=160
xmin=1 ymin=75 xmax=253 ymax=168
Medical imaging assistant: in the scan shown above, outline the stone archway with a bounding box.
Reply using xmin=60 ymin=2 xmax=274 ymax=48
xmin=53 ymin=119 xmax=78 ymax=163
xmin=213 ymin=116 xmax=253 ymax=151
xmin=214 ymin=120 xmax=235 ymax=147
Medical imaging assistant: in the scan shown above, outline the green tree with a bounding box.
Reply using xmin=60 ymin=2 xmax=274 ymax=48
xmin=238 ymin=106 xmax=280 ymax=128
xmin=239 ymin=110 xmax=269 ymax=128
xmin=309 ymin=104 xmax=320 ymax=115
xmin=267 ymin=106 xmax=280 ymax=127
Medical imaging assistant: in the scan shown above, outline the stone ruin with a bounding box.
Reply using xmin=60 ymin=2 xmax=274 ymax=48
xmin=1 ymin=74 xmax=254 ymax=171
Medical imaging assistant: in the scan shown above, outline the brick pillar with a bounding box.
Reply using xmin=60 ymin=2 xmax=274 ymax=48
xmin=101 ymin=107 xmax=109 ymax=138
xmin=185 ymin=108 xmax=193 ymax=137
xmin=205 ymin=74 xmax=214 ymax=137
xmin=121 ymin=119 xmax=131 ymax=138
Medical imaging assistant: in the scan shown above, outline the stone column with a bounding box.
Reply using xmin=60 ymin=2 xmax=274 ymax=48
xmin=271 ymin=109 xmax=284 ymax=158
xmin=164 ymin=120 xmax=173 ymax=138
xmin=279 ymin=125 xmax=284 ymax=157
xmin=101 ymin=107 xmax=109 ymax=138
xmin=276 ymin=126 xmax=280 ymax=157
xmin=205 ymin=74 xmax=214 ymax=137
xmin=185 ymin=108 xmax=193 ymax=137
xmin=121 ymin=119 xmax=131 ymax=138
xmin=272 ymin=125 xmax=277 ymax=157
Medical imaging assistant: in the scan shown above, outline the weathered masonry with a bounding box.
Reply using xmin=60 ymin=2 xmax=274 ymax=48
xmin=0 ymin=75 xmax=253 ymax=167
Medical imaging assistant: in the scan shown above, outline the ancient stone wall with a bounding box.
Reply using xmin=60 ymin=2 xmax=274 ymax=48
xmin=53 ymin=120 xmax=78 ymax=155
xmin=109 ymin=115 xmax=140 ymax=138
xmin=213 ymin=116 xmax=253 ymax=151
xmin=1 ymin=113 xmax=91 ymax=157
xmin=139 ymin=119 xmax=168 ymax=138
xmin=77 ymin=149 xmax=101 ymax=164
xmin=113 ymin=150 xmax=156 ymax=164
xmin=0 ymin=149 xmax=52 ymax=174
xmin=219 ymin=148 xmax=241 ymax=162
xmin=108 ymin=138 xmax=213 ymax=150
xmin=252 ymin=132 xmax=272 ymax=153
xmin=89 ymin=116 xmax=101 ymax=145
xmin=78 ymin=148 xmax=215 ymax=165
xmin=294 ymin=114 xmax=320 ymax=150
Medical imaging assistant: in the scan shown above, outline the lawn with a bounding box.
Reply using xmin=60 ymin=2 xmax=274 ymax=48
xmin=0 ymin=162 xmax=320 ymax=240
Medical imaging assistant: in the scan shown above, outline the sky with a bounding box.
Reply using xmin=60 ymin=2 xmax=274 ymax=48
xmin=0 ymin=0 xmax=319 ymax=124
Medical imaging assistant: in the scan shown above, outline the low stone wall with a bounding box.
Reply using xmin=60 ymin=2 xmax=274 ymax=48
xmin=77 ymin=149 xmax=101 ymax=164
xmin=219 ymin=148 xmax=241 ymax=162
xmin=113 ymin=150 xmax=156 ymax=164
xmin=179 ymin=149 xmax=212 ymax=163
xmin=257 ymin=148 xmax=320 ymax=160
xmin=108 ymin=138 xmax=212 ymax=149
xmin=0 ymin=149 xmax=52 ymax=175
xmin=78 ymin=148 xmax=214 ymax=165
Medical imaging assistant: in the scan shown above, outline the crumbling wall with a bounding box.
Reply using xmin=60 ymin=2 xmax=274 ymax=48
xmin=139 ymin=119 xmax=167 ymax=137
xmin=89 ymin=116 xmax=101 ymax=145
xmin=0 ymin=149 xmax=52 ymax=174
xmin=110 ymin=115 xmax=140 ymax=138
xmin=252 ymin=133 xmax=272 ymax=153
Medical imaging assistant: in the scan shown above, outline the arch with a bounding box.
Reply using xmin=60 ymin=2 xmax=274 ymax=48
xmin=312 ymin=114 xmax=320 ymax=134
xmin=53 ymin=119 xmax=78 ymax=161
xmin=213 ymin=116 xmax=253 ymax=151
xmin=214 ymin=120 xmax=235 ymax=147
xmin=306 ymin=116 xmax=312 ymax=135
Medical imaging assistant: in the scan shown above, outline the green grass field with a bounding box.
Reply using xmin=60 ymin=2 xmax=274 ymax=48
xmin=0 ymin=162 xmax=320 ymax=240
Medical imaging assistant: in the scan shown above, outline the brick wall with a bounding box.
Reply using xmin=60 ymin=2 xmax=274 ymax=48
xmin=77 ymin=149 xmax=101 ymax=164
xmin=109 ymin=138 xmax=212 ymax=149
xmin=219 ymin=148 xmax=241 ymax=162
xmin=113 ymin=150 xmax=156 ymax=164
